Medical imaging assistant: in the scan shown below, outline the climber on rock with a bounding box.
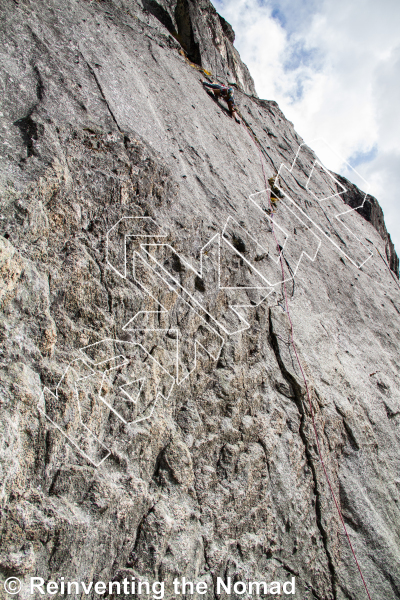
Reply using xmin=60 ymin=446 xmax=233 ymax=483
xmin=202 ymin=80 xmax=241 ymax=123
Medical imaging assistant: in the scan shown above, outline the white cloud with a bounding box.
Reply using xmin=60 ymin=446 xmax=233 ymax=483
xmin=215 ymin=0 xmax=400 ymax=253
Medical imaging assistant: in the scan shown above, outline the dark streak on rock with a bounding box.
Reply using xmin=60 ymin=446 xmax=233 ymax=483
xmin=269 ymin=308 xmax=337 ymax=600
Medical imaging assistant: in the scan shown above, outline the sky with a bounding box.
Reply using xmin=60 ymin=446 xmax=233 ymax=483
xmin=214 ymin=0 xmax=400 ymax=253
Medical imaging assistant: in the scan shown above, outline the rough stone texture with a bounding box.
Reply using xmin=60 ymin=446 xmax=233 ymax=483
xmin=0 ymin=1 xmax=400 ymax=600
xmin=335 ymin=173 xmax=399 ymax=277
xmin=141 ymin=0 xmax=256 ymax=93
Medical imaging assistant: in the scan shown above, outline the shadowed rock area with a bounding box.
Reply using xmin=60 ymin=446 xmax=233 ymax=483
xmin=0 ymin=1 xmax=399 ymax=600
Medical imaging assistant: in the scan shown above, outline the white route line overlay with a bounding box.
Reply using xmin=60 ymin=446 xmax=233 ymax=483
xmin=39 ymin=139 xmax=375 ymax=466
xmin=138 ymin=238 xmax=272 ymax=336
xmin=274 ymin=138 xmax=374 ymax=269
xmin=38 ymin=341 xmax=174 ymax=467
xmin=123 ymin=252 xmax=225 ymax=385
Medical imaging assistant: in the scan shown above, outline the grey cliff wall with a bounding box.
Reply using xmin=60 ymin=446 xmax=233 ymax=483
xmin=335 ymin=173 xmax=399 ymax=277
xmin=0 ymin=1 xmax=400 ymax=600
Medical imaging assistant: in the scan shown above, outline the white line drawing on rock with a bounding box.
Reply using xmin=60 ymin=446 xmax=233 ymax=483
xmin=273 ymin=138 xmax=374 ymax=269
xmin=139 ymin=236 xmax=272 ymax=336
xmin=38 ymin=341 xmax=175 ymax=467
xmin=126 ymin=250 xmax=225 ymax=384
xmin=106 ymin=216 xmax=167 ymax=279
xmin=247 ymin=191 xmax=322 ymax=285
xmin=40 ymin=138 xmax=375 ymax=466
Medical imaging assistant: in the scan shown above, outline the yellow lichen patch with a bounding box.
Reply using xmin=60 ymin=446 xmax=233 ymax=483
xmin=39 ymin=317 xmax=58 ymax=357
xmin=0 ymin=237 xmax=23 ymax=309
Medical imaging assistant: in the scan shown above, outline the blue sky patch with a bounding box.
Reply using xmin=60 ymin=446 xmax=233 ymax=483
xmin=269 ymin=0 xmax=320 ymax=35
xmin=271 ymin=6 xmax=286 ymax=28
xmin=348 ymin=145 xmax=378 ymax=168
xmin=283 ymin=41 xmax=321 ymax=72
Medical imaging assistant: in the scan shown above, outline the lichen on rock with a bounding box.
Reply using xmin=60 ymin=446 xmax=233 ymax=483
xmin=0 ymin=1 xmax=399 ymax=599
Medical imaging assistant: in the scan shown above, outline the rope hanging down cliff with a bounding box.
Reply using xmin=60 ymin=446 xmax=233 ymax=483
xmin=240 ymin=120 xmax=373 ymax=600
xmin=195 ymin=63 xmax=372 ymax=597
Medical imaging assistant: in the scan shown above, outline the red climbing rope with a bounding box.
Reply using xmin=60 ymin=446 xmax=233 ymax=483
xmin=240 ymin=120 xmax=373 ymax=600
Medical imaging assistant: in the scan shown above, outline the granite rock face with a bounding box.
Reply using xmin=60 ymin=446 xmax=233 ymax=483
xmin=0 ymin=1 xmax=399 ymax=600
xmin=141 ymin=0 xmax=256 ymax=93
xmin=336 ymin=173 xmax=399 ymax=277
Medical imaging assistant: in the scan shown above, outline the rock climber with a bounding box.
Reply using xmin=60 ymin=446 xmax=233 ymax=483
xmin=202 ymin=80 xmax=241 ymax=123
